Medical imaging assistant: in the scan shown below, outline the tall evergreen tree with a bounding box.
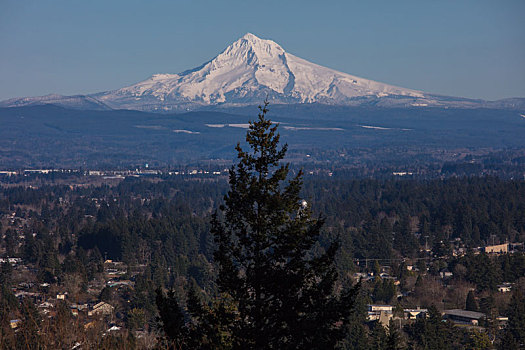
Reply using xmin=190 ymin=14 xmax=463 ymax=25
xmin=405 ymin=305 xmax=460 ymax=350
xmin=155 ymin=288 xmax=187 ymax=348
xmin=499 ymin=288 xmax=525 ymax=349
xmin=211 ymin=101 xmax=359 ymax=349
xmin=465 ymin=290 xmax=478 ymax=312
xmin=386 ymin=321 xmax=404 ymax=350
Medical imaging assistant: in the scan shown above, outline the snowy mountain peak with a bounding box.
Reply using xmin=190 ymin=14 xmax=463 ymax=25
xmin=239 ymin=32 xmax=283 ymax=50
xmin=8 ymin=33 xmax=508 ymax=112
xmin=210 ymin=33 xmax=286 ymax=72
xmin=94 ymin=32 xmax=428 ymax=110
xmin=241 ymin=32 xmax=259 ymax=41
xmin=240 ymin=32 xmax=284 ymax=52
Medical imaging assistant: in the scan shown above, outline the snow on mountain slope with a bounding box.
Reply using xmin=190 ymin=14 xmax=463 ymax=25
xmin=0 ymin=94 xmax=111 ymax=111
xmin=283 ymin=52 xmax=423 ymax=101
xmin=94 ymin=33 xmax=426 ymax=111
xmin=2 ymin=33 xmax=523 ymax=112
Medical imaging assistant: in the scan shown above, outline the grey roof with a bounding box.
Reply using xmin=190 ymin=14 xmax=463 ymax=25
xmin=443 ymin=309 xmax=485 ymax=320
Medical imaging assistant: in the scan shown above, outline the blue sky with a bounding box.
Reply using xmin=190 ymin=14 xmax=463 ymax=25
xmin=1 ymin=0 xmax=523 ymax=101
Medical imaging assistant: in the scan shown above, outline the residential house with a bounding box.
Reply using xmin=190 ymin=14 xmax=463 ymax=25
xmin=439 ymin=269 xmax=453 ymax=279
xmin=367 ymin=304 xmax=393 ymax=326
xmin=88 ymin=301 xmax=114 ymax=316
xmin=497 ymin=283 xmax=512 ymax=293
xmin=10 ymin=319 xmax=21 ymax=329
xmin=404 ymin=307 xmax=428 ymax=320
xmin=484 ymin=244 xmax=508 ymax=254
xmin=443 ymin=309 xmax=486 ymax=326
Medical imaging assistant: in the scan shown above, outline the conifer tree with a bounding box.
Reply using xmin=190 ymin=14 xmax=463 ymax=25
xmin=405 ymin=305 xmax=460 ymax=350
xmin=386 ymin=321 xmax=404 ymax=350
xmin=155 ymin=288 xmax=187 ymax=348
xmin=211 ymin=101 xmax=359 ymax=349
xmin=465 ymin=290 xmax=478 ymax=312
xmin=498 ymin=287 xmax=525 ymax=349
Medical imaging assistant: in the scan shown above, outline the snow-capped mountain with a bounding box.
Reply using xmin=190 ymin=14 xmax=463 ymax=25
xmin=2 ymin=33 xmax=524 ymax=112
xmin=93 ymin=33 xmax=427 ymax=111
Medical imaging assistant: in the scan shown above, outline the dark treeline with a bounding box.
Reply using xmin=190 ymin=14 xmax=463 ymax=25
xmin=305 ymin=176 xmax=525 ymax=260
xmin=2 ymin=176 xmax=524 ymax=278
xmin=2 ymin=176 xmax=525 ymax=273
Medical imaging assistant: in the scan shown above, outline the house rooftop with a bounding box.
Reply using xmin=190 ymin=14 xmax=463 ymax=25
xmin=443 ymin=309 xmax=485 ymax=320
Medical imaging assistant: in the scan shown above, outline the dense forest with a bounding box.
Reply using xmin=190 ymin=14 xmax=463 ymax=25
xmin=1 ymin=173 xmax=525 ymax=348
xmin=3 ymin=175 xmax=524 ymax=262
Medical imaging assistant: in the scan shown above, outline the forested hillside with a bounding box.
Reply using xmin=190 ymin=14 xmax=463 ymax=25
xmin=1 ymin=175 xmax=524 ymax=348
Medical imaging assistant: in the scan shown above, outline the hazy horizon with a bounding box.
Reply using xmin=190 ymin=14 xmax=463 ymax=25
xmin=1 ymin=0 xmax=524 ymax=101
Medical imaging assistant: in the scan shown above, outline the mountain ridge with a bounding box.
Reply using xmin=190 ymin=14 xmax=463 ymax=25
xmin=2 ymin=33 xmax=524 ymax=112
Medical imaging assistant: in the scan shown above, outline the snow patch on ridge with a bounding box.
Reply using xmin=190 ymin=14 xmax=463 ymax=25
xmin=173 ymin=129 xmax=200 ymax=134
xmin=205 ymin=123 xmax=250 ymax=129
xmin=359 ymin=125 xmax=413 ymax=131
xmin=283 ymin=126 xmax=344 ymax=131
xmin=360 ymin=125 xmax=392 ymax=130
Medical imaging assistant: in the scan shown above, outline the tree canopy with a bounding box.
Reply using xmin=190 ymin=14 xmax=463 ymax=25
xmin=157 ymin=102 xmax=359 ymax=349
